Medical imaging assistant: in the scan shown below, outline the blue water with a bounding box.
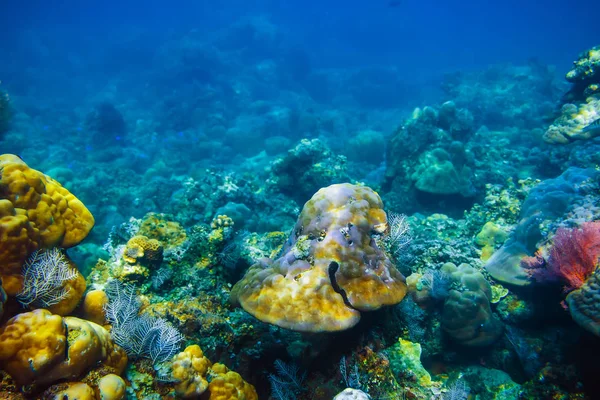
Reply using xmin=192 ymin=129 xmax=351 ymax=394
xmin=1 ymin=1 xmax=600 ymax=399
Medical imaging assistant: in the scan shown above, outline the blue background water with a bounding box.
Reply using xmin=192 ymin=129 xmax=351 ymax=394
xmin=1 ymin=0 xmax=598 ymax=103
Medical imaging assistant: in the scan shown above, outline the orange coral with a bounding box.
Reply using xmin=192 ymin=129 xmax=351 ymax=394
xmin=231 ymin=183 xmax=407 ymax=332
xmin=0 ymin=154 xmax=94 ymax=295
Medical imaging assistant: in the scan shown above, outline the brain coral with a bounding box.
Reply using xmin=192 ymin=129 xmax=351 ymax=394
xmin=231 ymin=183 xmax=407 ymax=332
xmin=0 ymin=154 xmax=94 ymax=295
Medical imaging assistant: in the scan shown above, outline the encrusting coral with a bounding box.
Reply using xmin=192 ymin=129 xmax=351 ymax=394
xmin=231 ymin=183 xmax=407 ymax=332
xmin=0 ymin=309 xmax=127 ymax=387
xmin=0 ymin=154 xmax=94 ymax=295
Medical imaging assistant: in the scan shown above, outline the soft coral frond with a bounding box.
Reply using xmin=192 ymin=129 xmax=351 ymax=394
xmin=548 ymin=221 xmax=600 ymax=292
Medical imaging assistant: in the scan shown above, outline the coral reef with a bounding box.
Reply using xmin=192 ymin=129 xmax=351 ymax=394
xmin=232 ymin=183 xmax=407 ymax=332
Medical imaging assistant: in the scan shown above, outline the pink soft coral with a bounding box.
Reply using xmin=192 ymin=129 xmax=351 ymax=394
xmin=546 ymin=221 xmax=600 ymax=292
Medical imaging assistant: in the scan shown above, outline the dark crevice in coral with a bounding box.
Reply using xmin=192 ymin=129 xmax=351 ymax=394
xmin=328 ymin=261 xmax=356 ymax=310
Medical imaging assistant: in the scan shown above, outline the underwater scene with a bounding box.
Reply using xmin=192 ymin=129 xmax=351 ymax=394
xmin=1 ymin=1 xmax=600 ymax=399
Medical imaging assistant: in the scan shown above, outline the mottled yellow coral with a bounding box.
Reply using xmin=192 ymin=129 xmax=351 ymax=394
xmin=123 ymin=235 xmax=163 ymax=266
xmin=0 ymin=154 xmax=94 ymax=295
xmin=138 ymin=212 xmax=187 ymax=248
xmin=47 ymin=382 xmax=96 ymax=400
xmin=171 ymin=345 xmax=211 ymax=398
xmin=97 ymin=374 xmax=127 ymax=400
xmin=208 ymin=363 xmax=258 ymax=400
xmin=0 ymin=309 xmax=126 ymax=386
xmin=82 ymin=289 xmax=109 ymax=325
xmin=544 ymin=97 xmax=600 ymax=144
xmin=232 ymin=183 xmax=406 ymax=332
xmin=0 ymin=309 xmax=66 ymax=386
xmin=211 ymin=214 xmax=234 ymax=230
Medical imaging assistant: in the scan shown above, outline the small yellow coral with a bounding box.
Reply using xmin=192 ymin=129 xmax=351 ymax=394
xmin=0 ymin=154 xmax=94 ymax=295
xmin=211 ymin=215 xmax=234 ymax=230
xmin=208 ymin=363 xmax=258 ymax=400
xmin=82 ymin=289 xmax=109 ymax=325
xmin=123 ymin=235 xmax=163 ymax=265
xmin=97 ymin=374 xmax=127 ymax=400
xmin=171 ymin=345 xmax=212 ymax=398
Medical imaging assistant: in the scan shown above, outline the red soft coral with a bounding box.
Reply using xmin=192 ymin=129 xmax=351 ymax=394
xmin=547 ymin=221 xmax=600 ymax=292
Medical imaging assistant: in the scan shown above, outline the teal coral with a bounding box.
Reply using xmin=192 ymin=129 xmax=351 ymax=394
xmin=441 ymin=263 xmax=503 ymax=346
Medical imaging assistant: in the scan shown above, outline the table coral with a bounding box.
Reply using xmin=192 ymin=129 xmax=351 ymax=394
xmin=231 ymin=183 xmax=407 ymax=332
xmin=0 ymin=309 xmax=126 ymax=387
xmin=0 ymin=154 xmax=94 ymax=295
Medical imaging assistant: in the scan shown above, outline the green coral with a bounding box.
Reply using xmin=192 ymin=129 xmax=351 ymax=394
xmin=412 ymin=147 xmax=474 ymax=196
xmin=387 ymin=338 xmax=433 ymax=387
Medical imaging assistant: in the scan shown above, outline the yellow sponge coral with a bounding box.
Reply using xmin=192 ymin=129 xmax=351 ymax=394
xmin=231 ymin=183 xmax=407 ymax=332
xmin=208 ymin=363 xmax=258 ymax=400
xmin=0 ymin=154 xmax=94 ymax=295
xmin=169 ymin=345 xmax=256 ymax=400
xmin=0 ymin=309 xmax=126 ymax=386
xmin=123 ymin=235 xmax=163 ymax=266
xmin=46 ymin=382 xmax=96 ymax=400
xmin=82 ymin=289 xmax=109 ymax=325
xmin=97 ymin=373 xmax=127 ymax=400
xmin=171 ymin=345 xmax=211 ymax=398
